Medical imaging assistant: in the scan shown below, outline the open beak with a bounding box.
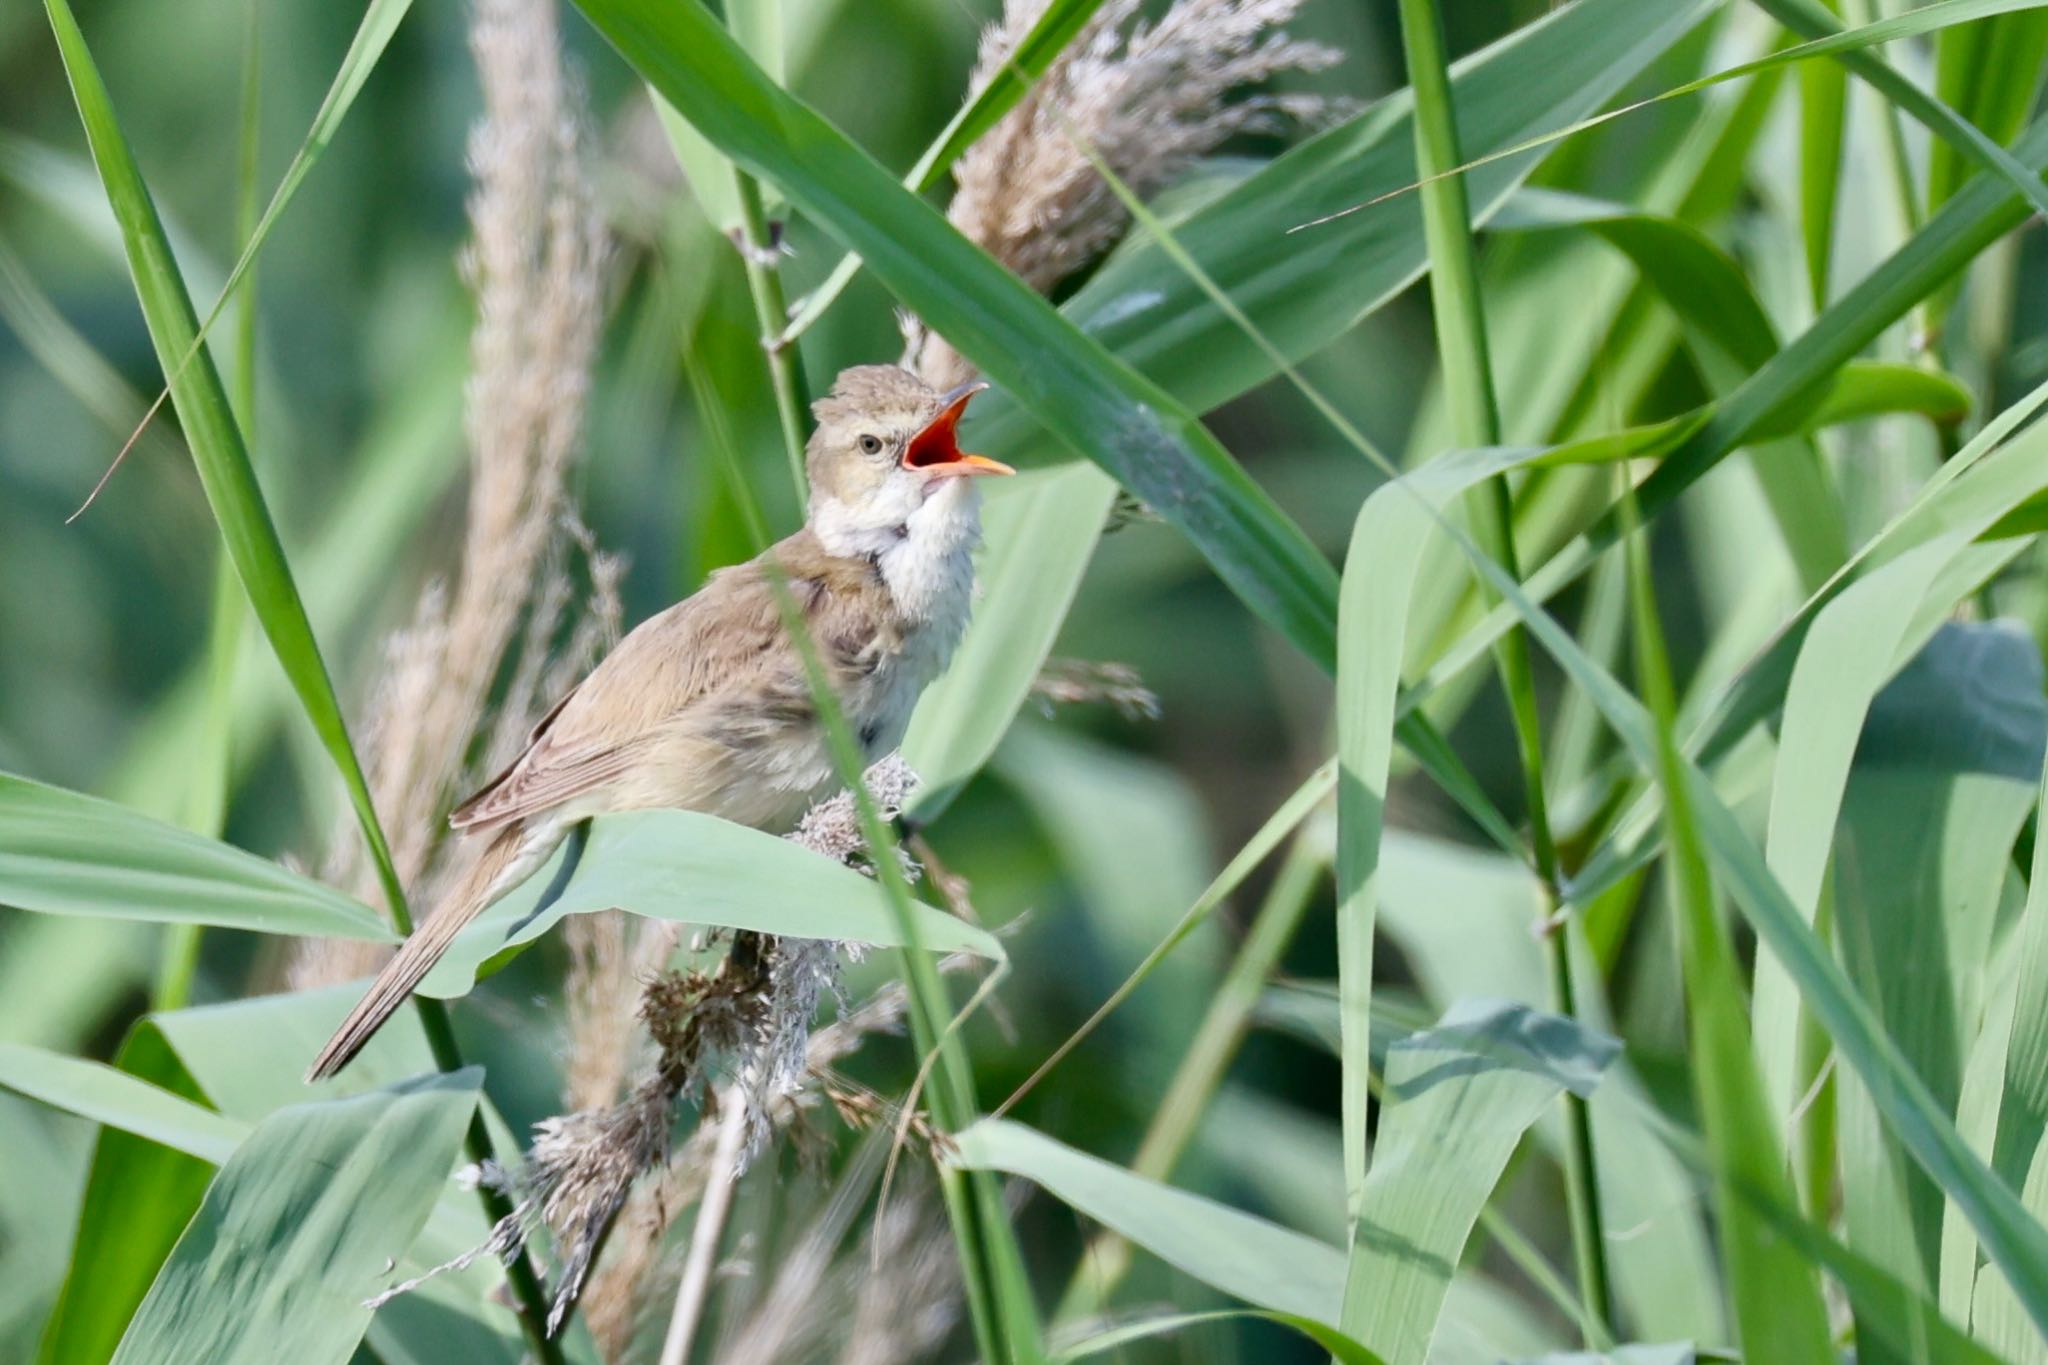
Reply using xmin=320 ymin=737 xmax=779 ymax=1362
xmin=904 ymin=381 xmax=1014 ymax=479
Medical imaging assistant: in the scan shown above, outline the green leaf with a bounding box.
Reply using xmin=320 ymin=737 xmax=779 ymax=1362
xmin=416 ymin=809 xmax=1002 ymax=999
xmin=111 ymin=1071 xmax=480 ymax=1365
xmin=43 ymin=0 xmax=408 ymax=915
xmin=950 ymin=1116 xmax=1344 ymax=1322
xmin=902 ymin=463 xmax=1117 ymax=819
xmin=0 ymin=1044 xmax=244 ymax=1165
xmin=1793 ymin=361 xmax=1971 ymax=431
xmin=1340 ymin=1001 xmax=1620 ymax=1365
xmin=1833 ymin=624 xmax=2044 ymax=1300
xmin=1337 ymin=445 xmax=1534 ymax=1239
xmin=1754 ymin=536 xmax=1977 ymax=1131
xmin=1053 ymin=1309 xmax=1385 ymax=1365
xmin=574 ymin=0 xmax=1339 ymax=669
xmin=0 ymin=772 xmax=392 ymax=941
xmin=35 ymin=1027 xmax=216 ymax=1365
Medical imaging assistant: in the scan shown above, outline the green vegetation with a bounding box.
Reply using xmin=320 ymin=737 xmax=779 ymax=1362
xmin=6 ymin=0 xmax=2048 ymax=1361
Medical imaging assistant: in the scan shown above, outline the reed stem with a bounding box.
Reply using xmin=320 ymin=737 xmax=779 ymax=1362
xmin=1395 ymin=0 xmax=1615 ymax=1336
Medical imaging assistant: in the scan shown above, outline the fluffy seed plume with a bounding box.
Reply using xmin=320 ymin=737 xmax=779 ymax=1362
xmin=1031 ymin=657 xmax=1162 ymax=721
xmin=913 ymin=0 xmax=1344 ymax=388
xmin=294 ymin=0 xmax=610 ymax=989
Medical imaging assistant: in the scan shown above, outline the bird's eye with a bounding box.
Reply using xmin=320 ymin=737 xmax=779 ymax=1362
xmin=858 ymin=434 xmax=885 ymax=456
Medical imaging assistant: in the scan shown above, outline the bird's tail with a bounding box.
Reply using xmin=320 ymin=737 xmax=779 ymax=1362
xmin=306 ymin=825 xmax=532 ymax=1081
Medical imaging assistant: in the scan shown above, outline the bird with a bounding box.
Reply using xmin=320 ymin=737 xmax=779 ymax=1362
xmin=307 ymin=365 xmax=1012 ymax=1080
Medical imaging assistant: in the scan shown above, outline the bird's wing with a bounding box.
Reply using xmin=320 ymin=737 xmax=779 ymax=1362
xmin=449 ymin=532 xmax=882 ymax=834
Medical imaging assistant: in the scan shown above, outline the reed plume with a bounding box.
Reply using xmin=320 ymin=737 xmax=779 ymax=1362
xmin=912 ymin=0 xmax=1344 ymax=389
xmin=292 ymin=0 xmax=610 ymax=988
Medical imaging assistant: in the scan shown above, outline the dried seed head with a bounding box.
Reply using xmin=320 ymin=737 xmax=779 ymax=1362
xmin=912 ymin=0 xmax=1346 ymax=387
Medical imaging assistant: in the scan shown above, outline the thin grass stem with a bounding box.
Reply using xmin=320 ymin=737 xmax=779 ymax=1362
xmin=658 ymin=1090 xmax=747 ymax=1365
xmin=1395 ymin=0 xmax=1614 ymax=1336
xmin=732 ymin=172 xmax=810 ymax=508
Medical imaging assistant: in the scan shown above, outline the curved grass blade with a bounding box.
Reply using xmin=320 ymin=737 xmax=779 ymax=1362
xmin=951 ymin=1117 xmax=1346 ymax=1323
xmin=1833 ymin=625 xmax=2044 ymax=1323
xmin=0 ymin=773 xmax=392 ymax=942
xmin=0 ymin=1044 xmax=244 ymax=1165
xmin=1753 ymin=536 xmax=1973 ymax=1131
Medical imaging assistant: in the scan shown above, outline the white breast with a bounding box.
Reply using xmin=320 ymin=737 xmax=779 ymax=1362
xmin=860 ymin=481 xmax=982 ymax=755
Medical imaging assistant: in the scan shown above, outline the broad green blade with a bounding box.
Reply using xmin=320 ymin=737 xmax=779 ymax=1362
xmin=0 ymin=773 xmax=392 ymax=941
xmin=1052 ymin=1309 xmax=1384 ymax=1365
xmin=950 ymin=1116 xmax=1343 ymax=1322
xmin=573 ymin=0 xmax=1339 ymax=669
xmin=1337 ymin=445 xmax=1536 ymax=1230
xmin=110 ymin=1071 xmax=479 ymax=1365
xmin=416 ymin=808 xmax=1002 ymax=999
xmin=1755 ymin=536 xmax=1974 ymax=1131
xmin=43 ymin=0 xmax=407 ymax=913
xmin=1833 ymin=625 xmax=2044 ymax=1305
xmin=1341 ymin=1001 xmax=1620 ymax=1365
xmin=1368 ymin=835 xmax=1726 ymax=1344
xmin=35 ymin=1028 xmax=216 ymax=1365
xmin=903 ymin=463 xmax=1117 ymax=819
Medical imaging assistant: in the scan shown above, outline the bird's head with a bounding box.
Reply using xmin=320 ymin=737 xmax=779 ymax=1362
xmin=804 ymin=365 xmax=1012 ymax=553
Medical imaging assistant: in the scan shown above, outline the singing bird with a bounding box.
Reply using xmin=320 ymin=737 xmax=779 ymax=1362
xmin=307 ymin=365 xmax=1012 ymax=1080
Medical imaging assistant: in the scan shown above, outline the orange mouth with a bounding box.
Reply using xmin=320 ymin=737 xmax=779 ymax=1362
xmin=904 ymin=382 xmax=1014 ymax=478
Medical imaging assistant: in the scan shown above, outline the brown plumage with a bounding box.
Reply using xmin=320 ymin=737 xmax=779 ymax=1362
xmin=307 ymin=366 xmax=1011 ymax=1081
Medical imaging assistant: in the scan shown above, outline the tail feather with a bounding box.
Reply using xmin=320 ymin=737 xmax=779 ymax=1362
xmin=306 ymin=827 xmax=532 ymax=1081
